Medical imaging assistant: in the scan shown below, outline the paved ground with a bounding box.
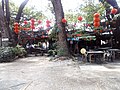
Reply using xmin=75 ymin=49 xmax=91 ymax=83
xmin=0 ymin=56 xmax=120 ymax=90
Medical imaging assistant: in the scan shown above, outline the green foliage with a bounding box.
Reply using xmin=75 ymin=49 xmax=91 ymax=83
xmin=49 ymin=24 xmax=58 ymax=40
xmin=9 ymin=1 xmax=46 ymax=25
xmin=0 ymin=45 xmax=27 ymax=62
xmin=80 ymin=3 xmax=105 ymax=23
xmin=57 ymin=47 xmax=69 ymax=56
xmin=48 ymin=49 xmax=57 ymax=56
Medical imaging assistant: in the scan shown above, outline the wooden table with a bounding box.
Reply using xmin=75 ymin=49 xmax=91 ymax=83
xmin=87 ymin=51 xmax=104 ymax=64
xmin=108 ymin=49 xmax=120 ymax=61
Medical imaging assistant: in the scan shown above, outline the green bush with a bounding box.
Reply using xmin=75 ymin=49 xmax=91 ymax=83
xmin=48 ymin=49 xmax=57 ymax=56
xmin=0 ymin=45 xmax=27 ymax=62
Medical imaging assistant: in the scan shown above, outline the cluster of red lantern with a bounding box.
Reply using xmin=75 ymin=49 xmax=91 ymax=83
xmin=14 ymin=22 xmax=19 ymax=34
xmin=31 ymin=18 xmax=35 ymax=29
xmin=111 ymin=8 xmax=118 ymax=14
xmin=93 ymin=13 xmax=100 ymax=28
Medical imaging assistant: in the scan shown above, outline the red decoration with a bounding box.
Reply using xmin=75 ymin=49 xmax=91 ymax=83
xmin=31 ymin=18 xmax=35 ymax=29
xmin=31 ymin=26 xmax=35 ymax=29
xmin=76 ymin=34 xmax=81 ymax=37
xmin=31 ymin=18 xmax=35 ymax=22
xmin=78 ymin=16 xmax=83 ymax=21
xmin=93 ymin=13 xmax=100 ymax=28
xmin=38 ymin=20 xmax=42 ymax=24
xmin=24 ymin=20 xmax=28 ymax=24
xmin=14 ymin=22 xmax=19 ymax=34
xmin=62 ymin=18 xmax=67 ymax=23
xmin=100 ymin=30 xmax=103 ymax=33
xmin=111 ymin=8 xmax=117 ymax=14
xmin=94 ymin=22 xmax=100 ymax=28
xmin=46 ymin=20 xmax=51 ymax=24
xmin=46 ymin=24 xmax=50 ymax=27
xmin=94 ymin=18 xmax=100 ymax=22
xmin=93 ymin=30 xmax=97 ymax=33
xmin=14 ymin=22 xmax=19 ymax=26
xmin=94 ymin=13 xmax=100 ymax=18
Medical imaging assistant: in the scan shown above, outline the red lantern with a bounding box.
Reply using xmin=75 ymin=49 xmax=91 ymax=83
xmin=31 ymin=18 xmax=35 ymax=22
xmin=94 ymin=22 xmax=100 ymax=28
xmin=46 ymin=20 xmax=51 ymax=24
xmin=93 ymin=13 xmax=100 ymax=28
xmin=111 ymin=8 xmax=117 ymax=14
xmin=31 ymin=18 xmax=35 ymax=29
xmin=78 ymin=16 xmax=82 ymax=21
xmin=46 ymin=24 xmax=50 ymax=27
xmin=23 ymin=28 xmax=27 ymax=30
xmin=100 ymin=30 xmax=103 ymax=33
xmin=94 ymin=18 xmax=100 ymax=22
xmin=94 ymin=13 xmax=100 ymax=18
xmin=24 ymin=20 xmax=28 ymax=24
xmin=76 ymin=34 xmax=81 ymax=37
xmin=93 ymin=30 xmax=97 ymax=33
xmin=14 ymin=22 xmax=19 ymax=34
xmin=31 ymin=26 xmax=35 ymax=29
xmin=38 ymin=20 xmax=42 ymax=24
xmin=14 ymin=22 xmax=19 ymax=26
xmin=62 ymin=18 xmax=67 ymax=23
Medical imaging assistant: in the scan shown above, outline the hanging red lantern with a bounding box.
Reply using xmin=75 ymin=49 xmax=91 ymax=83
xmin=99 ymin=30 xmax=103 ymax=33
xmin=46 ymin=24 xmax=50 ymax=27
xmin=62 ymin=18 xmax=67 ymax=23
xmin=94 ymin=18 xmax=100 ymax=22
xmin=31 ymin=26 xmax=35 ymax=29
xmin=94 ymin=22 xmax=100 ymax=28
xmin=78 ymin=16 xmax=83 ymax=21
xmin=31 ymin=18 xmax=35 ymax=29
xmin=14 ymin=22 xmax=19 ymax=34
xmin=111 ymin=8 xmax=117 ymax=14
xmin=24 ymin=20 xmax=28 ymax=24
xmin=93 ymin=30 xmax=97 ymax=33
xmin=46 ymin=20 xmax=51 ymax=24
xmin=31 ymin=18 xmax=35 ymax=22
xmin=38 ymin=20 xmax=42 ymax=24
xmin=93 ymin=13 xmax=100 ymax=28
xmin=76 ymin=34 xmax=81 ymax=37
xmin=94 ymin=13 xmax=100 ymax=18
xmin=23 ymin=28 xmax=27 ymax=30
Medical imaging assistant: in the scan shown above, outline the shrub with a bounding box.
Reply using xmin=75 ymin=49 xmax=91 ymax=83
xmin=0 ymin=45 xmax=27 ymax=62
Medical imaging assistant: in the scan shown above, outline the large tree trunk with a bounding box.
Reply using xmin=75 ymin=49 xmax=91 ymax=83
xmin=15 ymin=0 xmax=29 ymax=22
xmin=5 ymin=0 xmax=12 ymax=40
xmin=51 ymin=0 xmax=70 ymax=56
xmin=0 ymin=5 xmax=10 ymax=47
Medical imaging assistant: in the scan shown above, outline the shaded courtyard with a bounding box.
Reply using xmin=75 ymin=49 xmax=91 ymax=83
xmin=0 ymin=56 xmax=120 ymax=90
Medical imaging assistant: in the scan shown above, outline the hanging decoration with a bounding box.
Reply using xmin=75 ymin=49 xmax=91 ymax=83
xmin=111 ymin=8 xmax=118 ymax=14
xmin=31 ymin=18 xmax=35 ymax=29
xmin=46 ymin=24 xmax=50 ymax=27
xmin=24 ymin=20 xmax=28 ymax=25
xmin=38 ymin=20 xmax=42 ymax=24
xmin=62 ymin=18 xmax=67 ymax=23
xmin=93 ymin=13 xmax=100 ymax=28
xmin=46 ymin=20 xmax=51 ymax=24
xmin=78 ymin=16 xmax=83 ymax=21
xmin=14 ymin=22 xmax=19 ymax=34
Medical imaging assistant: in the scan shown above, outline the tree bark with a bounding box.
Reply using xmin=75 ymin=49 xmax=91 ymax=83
xmin=5 ymin=0 xmax=12 ymax=39
xmin=51 ymin=0 xmax=70 ymax=56
xmin=15 ymin=0 xmax=29 ymax=22
xmin=0 ymin=5 xmax=9 ymax=46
